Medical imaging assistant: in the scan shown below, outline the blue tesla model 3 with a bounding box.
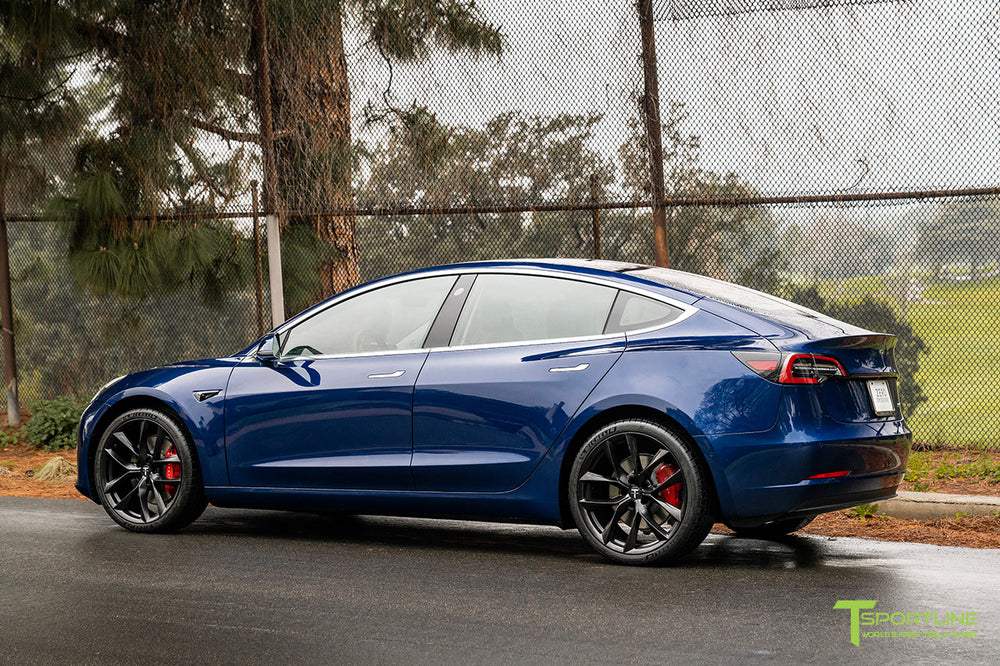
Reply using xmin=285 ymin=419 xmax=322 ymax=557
xmin=77 ymin=259 xmax=910 ymax=564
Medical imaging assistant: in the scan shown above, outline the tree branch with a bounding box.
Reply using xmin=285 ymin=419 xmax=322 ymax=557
xmin=0 ymin=68 xmax=76 ymax=102
xmin=185 ymin=117 xmax=260 ymax=142
xmin=178 ymin=141 xmax=229 ymax=201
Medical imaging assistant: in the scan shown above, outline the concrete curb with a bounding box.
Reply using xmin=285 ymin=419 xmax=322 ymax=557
xmin=876 ymin=491 xmax=1000 ymax=520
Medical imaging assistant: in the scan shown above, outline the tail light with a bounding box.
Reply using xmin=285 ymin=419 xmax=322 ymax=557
xmin=734 ymin=351 xmax=845 ymax=384
xmin=780 ymin=354 xmax=845 ymax=384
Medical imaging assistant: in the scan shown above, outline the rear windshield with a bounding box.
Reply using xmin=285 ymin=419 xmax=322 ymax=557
xmin=626 ymin=267 xmax=865 ymax=336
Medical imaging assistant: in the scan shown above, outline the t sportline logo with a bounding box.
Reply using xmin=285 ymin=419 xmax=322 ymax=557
xmin=834 ymin=600 xmax=979 ymax=646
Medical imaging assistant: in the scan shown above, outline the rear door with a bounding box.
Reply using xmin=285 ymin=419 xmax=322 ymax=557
xmin=411 ymin=273 xmax=625 ymax=492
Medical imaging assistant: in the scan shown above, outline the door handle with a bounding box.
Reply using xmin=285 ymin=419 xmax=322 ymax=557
xmin=367 ymin=370 xmax=405 ymax=379
xmin=548 ymin=363 xmax=590 ymax=373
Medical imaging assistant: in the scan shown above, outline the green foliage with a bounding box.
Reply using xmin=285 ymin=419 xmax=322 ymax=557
xmin=904 ymin=451 xmax=931 ymax=483
xmin=9 ymin=220 xmax=263 ymax=403
xmin=0 ymin=0 xmax=83 ymax=216
xmin=847 ymin=503 xmax=879 ymax=521
xmin=0 ymin=426 xmax=23 ymax=448
xmin=26 ymin=0 xmax=504 ymax=306
xmin=933 ymin=458 xmax=1000 ymax=484
xmin=360 ymin=0 xmax=504 ymax=62
xmin=902 ymin=450 xmax=1000 ymax=488
xmin=24 ymin=396 xmax=87 ymax=452
xmin=783 ymin=286 xmax=929 ymax=418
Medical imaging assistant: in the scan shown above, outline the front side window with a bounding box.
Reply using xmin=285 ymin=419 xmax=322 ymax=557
xmin=280 ymin=275 xmax=456 ymax=357
xmin=450 ymin=274 xmax=617 ymax=346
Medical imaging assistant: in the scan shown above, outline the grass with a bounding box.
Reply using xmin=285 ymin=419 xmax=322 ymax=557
xmin=906 ymin=278 xmax=1000 ymax=448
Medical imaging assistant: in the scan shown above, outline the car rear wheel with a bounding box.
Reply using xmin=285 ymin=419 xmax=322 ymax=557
xmin=569 ymin=419 xmax=714 ymax=565
xmin=727 ymin=516 xmax=816 ymax=539
xmin=94 ymin=408 xmax=207 ymax=533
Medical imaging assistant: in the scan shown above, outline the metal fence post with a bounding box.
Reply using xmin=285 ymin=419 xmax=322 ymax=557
xmin=266 ymin=214 xmax=285 ymax=327
xmin=638 ymin=0 xmax=671 ymax=268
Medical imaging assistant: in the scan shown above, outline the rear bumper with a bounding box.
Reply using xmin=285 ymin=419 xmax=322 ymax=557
xmin=706 ymin=420 xmax=910 ymax=527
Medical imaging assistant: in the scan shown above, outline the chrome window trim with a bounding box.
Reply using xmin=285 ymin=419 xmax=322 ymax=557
xmin=251 ymin=347 xmax=430 ymax=363
xmin=266 ymin=266 xmax=700 ymax=361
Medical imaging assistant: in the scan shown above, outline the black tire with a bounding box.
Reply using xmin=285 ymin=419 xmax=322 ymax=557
xmin=727 ymin=516 xmax=816 ymax=539
xmin=568 ymin=419 xmax=715 ymax=565
xmin=94 ymin=408 xmax=207 ymax=533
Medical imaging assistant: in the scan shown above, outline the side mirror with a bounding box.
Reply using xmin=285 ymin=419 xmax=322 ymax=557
xmin=256 ymin=335 xmax=278 ymax=362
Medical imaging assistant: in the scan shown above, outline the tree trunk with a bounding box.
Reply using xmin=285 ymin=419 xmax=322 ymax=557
xmin=268 ymin=1 xmax=359 ymax=312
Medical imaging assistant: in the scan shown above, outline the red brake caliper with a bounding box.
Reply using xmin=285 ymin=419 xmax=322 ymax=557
xmin=655 ymin=464 xmax=682 ymax=508
xmin=164 ymin=444 xmax=180 ymax=496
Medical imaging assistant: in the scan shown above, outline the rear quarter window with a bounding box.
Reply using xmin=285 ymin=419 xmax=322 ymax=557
xmin=605 ymin=292 xmax=683 ymax=334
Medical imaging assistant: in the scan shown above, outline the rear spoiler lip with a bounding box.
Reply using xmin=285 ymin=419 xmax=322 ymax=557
xmin=778 ymin=333 xmax=898 ymax=353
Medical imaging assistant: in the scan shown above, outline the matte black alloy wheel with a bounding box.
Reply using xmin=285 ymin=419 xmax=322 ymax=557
xmin=569 ymin=419 xmax=714 ymax=565
xmin=95 ymin=408 xmax=206 ymax=532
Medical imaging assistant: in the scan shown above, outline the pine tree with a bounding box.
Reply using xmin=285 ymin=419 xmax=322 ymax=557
xmin=1 ymin=0 xmax=84 ymax=422
xmin=60 ymin=0 xmax=502 ymax=313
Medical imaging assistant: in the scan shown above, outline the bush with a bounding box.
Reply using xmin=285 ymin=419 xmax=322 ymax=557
xmin=25 ymin=396 xmax=88 ymax=452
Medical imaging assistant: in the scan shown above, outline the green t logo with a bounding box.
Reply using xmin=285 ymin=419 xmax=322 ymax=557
xmin=834 ymin=600 xmax=878 ymax=646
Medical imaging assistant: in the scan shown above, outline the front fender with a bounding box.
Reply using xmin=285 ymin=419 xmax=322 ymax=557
xmin=76 ymin=362 xmax=237 ymax=500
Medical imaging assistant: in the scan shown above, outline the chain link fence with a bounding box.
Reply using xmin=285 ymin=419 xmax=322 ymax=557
xmin=1 ymin=1 xmax=998 ymax=449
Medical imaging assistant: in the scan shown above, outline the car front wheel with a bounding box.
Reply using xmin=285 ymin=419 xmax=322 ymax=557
xmin=94 ymin=408 xmax=207 ymax=533
xmin=569 ymin=419 xmax=714 ymax=565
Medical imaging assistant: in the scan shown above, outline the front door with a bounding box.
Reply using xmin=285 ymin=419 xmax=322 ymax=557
xmin=225 ymin=352 xmax=428 ymax=489
xmin=224 ymin=274 xmax=458 ymax=489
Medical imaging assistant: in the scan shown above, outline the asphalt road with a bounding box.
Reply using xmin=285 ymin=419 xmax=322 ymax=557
xmin=1 ymin=498 xmax=997 ymax=665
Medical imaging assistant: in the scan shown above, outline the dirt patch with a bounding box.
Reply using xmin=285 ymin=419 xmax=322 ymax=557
xmin=0 ymin=444 xmax=86 ymax=500
xmin=800 ymin=512 xmax=1000 ymax=549
xmin=713 ymin=512 xmax=1000 ymax=549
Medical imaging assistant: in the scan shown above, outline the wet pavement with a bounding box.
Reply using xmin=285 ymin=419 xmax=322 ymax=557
xmin=1 ymin=497 xmax=997 ymax=664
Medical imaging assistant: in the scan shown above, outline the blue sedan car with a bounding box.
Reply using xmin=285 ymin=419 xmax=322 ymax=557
xmin=77 ymin=259 xmax=910 ymax=564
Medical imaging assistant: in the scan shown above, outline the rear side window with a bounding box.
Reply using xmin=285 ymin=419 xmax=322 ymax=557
xmin=451 ymin=274 xmax=617 ymax=346
xmin=605 ymin=292 xmax=683 ymax=333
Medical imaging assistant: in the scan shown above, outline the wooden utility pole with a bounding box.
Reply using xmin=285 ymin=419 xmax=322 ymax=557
xmin=251 ymin=181 xmax=266 ymax=336
xmin=638 ymin=0 xmax=670 ymax=267
xmin=0 ymin=210 xmax=18 ymax=425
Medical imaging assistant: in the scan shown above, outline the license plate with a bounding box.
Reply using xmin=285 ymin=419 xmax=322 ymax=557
xmin=867 ymin=379 xmax=895 ymax=416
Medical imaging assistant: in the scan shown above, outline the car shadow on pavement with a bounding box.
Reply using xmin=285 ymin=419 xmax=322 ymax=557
xmin=180 ymin=506 xmax=834 ymax=567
